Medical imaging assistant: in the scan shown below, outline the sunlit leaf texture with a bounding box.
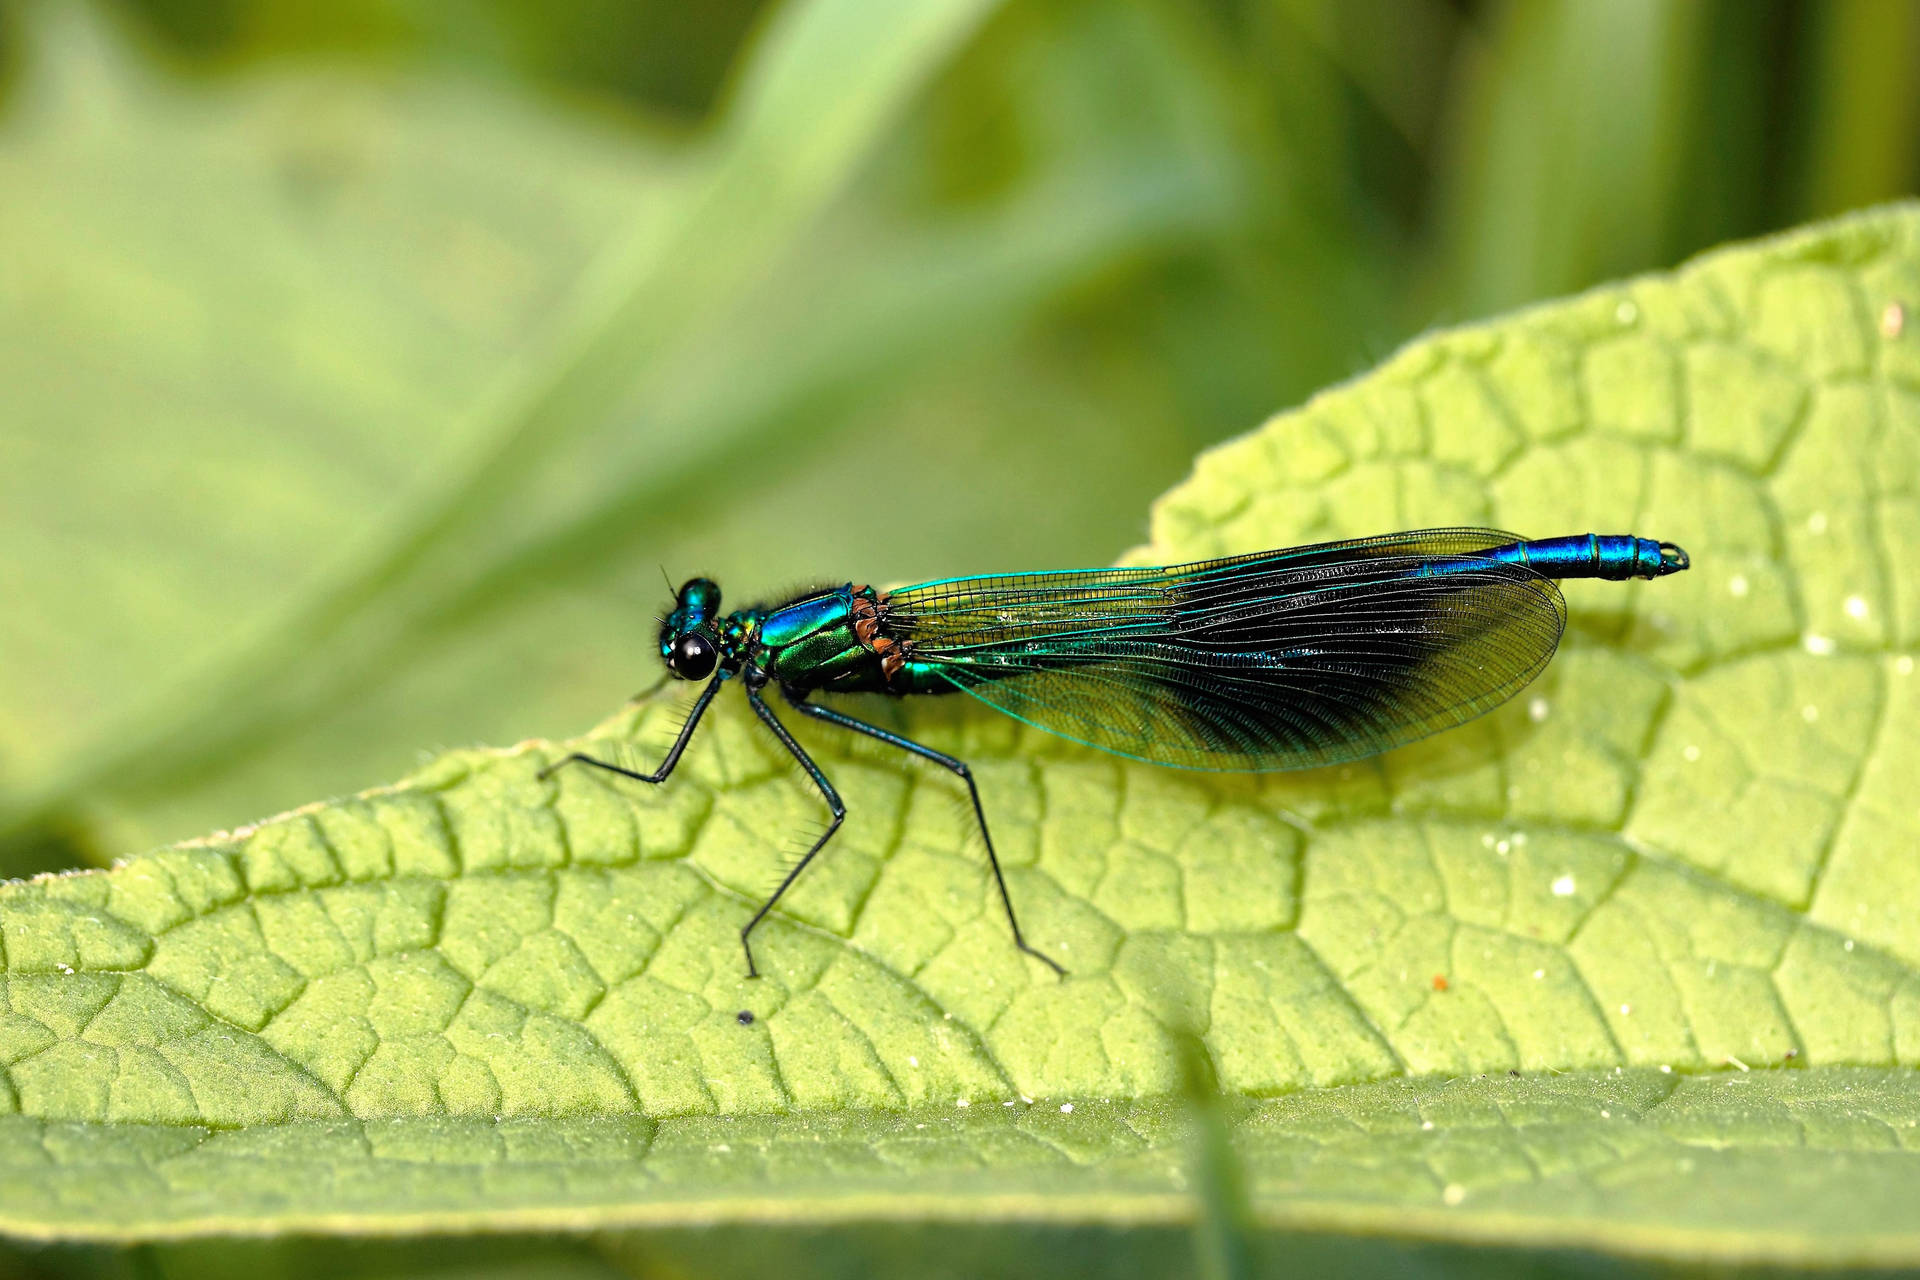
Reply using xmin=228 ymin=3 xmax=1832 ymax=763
xmin=6 ymin=182 xmax=1920 ymax=1269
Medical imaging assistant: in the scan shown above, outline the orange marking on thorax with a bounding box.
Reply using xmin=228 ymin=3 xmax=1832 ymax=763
xmin=850 ymin=588 xmax=906 ymax=682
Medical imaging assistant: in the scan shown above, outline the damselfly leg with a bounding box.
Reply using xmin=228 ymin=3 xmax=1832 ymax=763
xmin=738 ymin=685 xmax=845 ymax=979
xmin=784 ymin=689 xmax=1067 ymax=978
xmin=538 ymin=674 xmax=723 ymax=785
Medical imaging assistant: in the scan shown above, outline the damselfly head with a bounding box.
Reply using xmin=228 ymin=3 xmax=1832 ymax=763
xmin=660 ymin=578 xmax=723 ymax=680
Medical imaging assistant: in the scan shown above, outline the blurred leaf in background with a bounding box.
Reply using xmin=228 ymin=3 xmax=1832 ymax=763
xmin=2 ymin=0 xmax=1917 ymax=885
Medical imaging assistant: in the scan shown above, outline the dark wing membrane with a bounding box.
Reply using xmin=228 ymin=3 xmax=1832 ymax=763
xmin=886 ymin=528 xmax=1567 ymax=771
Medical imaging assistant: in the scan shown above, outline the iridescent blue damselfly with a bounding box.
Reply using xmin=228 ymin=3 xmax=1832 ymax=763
xmin=543 ymin=529 xmax=1689 ymax=977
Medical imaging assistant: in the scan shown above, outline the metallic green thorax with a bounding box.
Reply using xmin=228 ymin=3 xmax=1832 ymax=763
xmin=752 ymin=586 xmax=894 ymax=691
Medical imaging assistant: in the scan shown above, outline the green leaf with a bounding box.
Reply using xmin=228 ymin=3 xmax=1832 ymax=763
xmin=7 ymin=203 xmax=1920 ymax=1264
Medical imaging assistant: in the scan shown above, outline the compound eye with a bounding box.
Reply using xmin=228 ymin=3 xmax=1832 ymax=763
xmin=672 ymin=633 xmax=717 ymax=680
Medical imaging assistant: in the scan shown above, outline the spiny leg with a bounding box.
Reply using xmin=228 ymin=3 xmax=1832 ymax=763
xmin=784 ymin=689 xmax=1066 ymax=978
xmin=537 ymin=675 xmax=722 ymax=784
xmin=741 ymin=685 xmax=846 ymax=979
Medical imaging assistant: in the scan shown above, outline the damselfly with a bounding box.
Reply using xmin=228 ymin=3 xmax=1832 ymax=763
xmin=544 ymin=529 xmax=1690 ymax=976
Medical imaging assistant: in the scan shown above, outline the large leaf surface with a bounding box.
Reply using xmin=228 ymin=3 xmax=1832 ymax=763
xmin=4 ymin=206 xmax=1920 ymax=1264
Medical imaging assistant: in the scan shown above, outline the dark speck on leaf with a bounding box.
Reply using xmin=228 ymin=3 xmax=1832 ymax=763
xmin=737 ymin=1010 xmax=755 ymax=1026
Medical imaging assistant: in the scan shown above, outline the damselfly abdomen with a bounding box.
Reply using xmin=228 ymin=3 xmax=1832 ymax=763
xmin=543 ymin=528 xmax=1690 ymax=976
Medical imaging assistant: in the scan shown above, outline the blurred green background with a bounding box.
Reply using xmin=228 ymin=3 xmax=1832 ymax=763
xmin=2 ymin=0 xmax=1917 ymax=884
